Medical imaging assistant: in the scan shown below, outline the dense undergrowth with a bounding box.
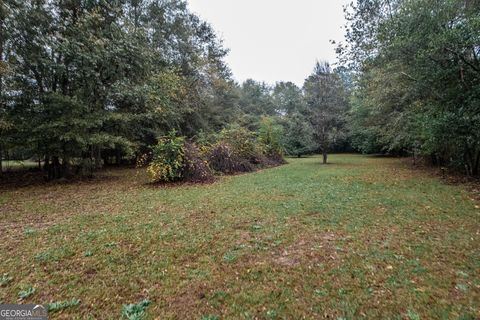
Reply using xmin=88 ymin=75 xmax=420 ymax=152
xmin=145 ymin=125 xmax=285 ymax=184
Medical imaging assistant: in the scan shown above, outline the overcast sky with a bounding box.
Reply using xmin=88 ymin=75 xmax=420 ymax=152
xmin=188 ymin=0 xmax=349 ymax=86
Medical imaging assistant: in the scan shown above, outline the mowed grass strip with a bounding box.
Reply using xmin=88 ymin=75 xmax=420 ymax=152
xmin=0 ymin=154 xmax=479 ymax=319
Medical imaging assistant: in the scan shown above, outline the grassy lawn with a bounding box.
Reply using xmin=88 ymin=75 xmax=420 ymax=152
xmin=1 ymin=160 xmax=39 ymax=172
xmin=0 ymin=154 xmax=479 ymax=319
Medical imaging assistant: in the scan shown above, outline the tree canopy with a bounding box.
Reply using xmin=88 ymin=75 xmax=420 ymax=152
xmin=1 ymin=0 xmax=478 ymax=178
xmin=1 ymin=0 xmax=238 ymax=177
xmin=340 ymin=0 xmax=480 ymax=175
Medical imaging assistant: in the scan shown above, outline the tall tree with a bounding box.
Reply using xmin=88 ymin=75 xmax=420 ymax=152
xmin=238 ymin=80 xmax=276 ymax=115
xmin=303 ymin=62 xmax=348 ymax=164
xmin=272 ymin=81 xmax=305 ymax=115
xmin=341 ymin=0 xmax=480 ymax=175
xmin=2 ymin=0 xmax=236 ymax=179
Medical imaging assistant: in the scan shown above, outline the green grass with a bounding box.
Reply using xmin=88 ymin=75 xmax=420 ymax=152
xmin=0 ymin=154 xmax=479 ymax=319
xmin=1 ymin=160 xmax=39 ymax=172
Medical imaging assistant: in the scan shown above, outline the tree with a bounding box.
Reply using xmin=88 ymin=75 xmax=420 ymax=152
xmin=283 ymin=113 xmax=315 ymax=157
xmin=258 ymin=116 xmax=284 ymax=161
xmin=340 ymin=0 xmax=480 ymax=175
xmin=0 ymin=0 xmax=11 ymax=174
xmin=303 ymin=62 xmax=348 ymax=164
xmin=238 ymin=79 xmax=276 ymax=122
xmin=272 ymin=81 xmax=305 ymax=115
xmin=2 ymin=0 xmax=236 ymax=179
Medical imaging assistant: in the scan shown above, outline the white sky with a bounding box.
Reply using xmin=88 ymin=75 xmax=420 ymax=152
xmin=187 ymin=0 xmax=349 ymax=86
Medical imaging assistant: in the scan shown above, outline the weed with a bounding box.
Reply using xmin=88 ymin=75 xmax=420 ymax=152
xmin=223 ymin=251 xmax=238 ymax=263
xmin=407 ymin=309 xmax=420 ymax=320
xmin=48 ymin=298 xmax=80 ymax=312
xmin=24 ymin=228 xmax=37 ymax=236
xmin=0 ymin=274 xmax=13 ymax=286
xmin=121 ymin=299 xmax=151 ymax=320
xmin=18 ymin=286 xmax=36 ymax=300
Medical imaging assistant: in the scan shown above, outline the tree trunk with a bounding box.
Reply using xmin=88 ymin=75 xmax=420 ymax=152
xmin=62 ymin=156 xmax=70 ymax=178
xmin=115 ymin=148 xmax=122 ymax=165
xmin=46 ymin=156 xmax=62 ymax=180
xmin=53 ymin=156 xmax=61 ymax=179
xmin=465 ymin=148 xmax=474 ymax=176
xmin=43 ymin=156 xmax=49 ymax=171
xmin=322 ymin=152 xmax=328 ymax=164
xmin=0 ymin=144 xmax=2 ymax=176
xmin=0 ymin=8 xmax=3 ymax=177
xmin=95 ymin=147 xmax=102 ymax=169
xmin=473 ymin=149 xmax=480 ymax=176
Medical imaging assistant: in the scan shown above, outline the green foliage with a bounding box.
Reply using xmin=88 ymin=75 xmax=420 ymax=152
xmin=342 ymin=0 xmax=480 ymax=174
xmin=0 ymin=274 xmax=12 ymax=286
xmin=147 ymin=132 xmax=213 ymax=183
xmin=283 ymin=113 xmax=316 ymax=157
xmin=146 ymin=125 xmax=286 ymax=182
xmin=272 ymin=81 xmax=306 ymax=115
xmin=18 ymin=286 xmax=36 ymax=299
xmin=47 ymin=298 xmax=80 ymax=313
xmin=218 ymin=126 xmax=262 ymax=162
xmin=121 ymin=299 xmax=151 ymax=320
xmin=238 ymin=79 xmax=276 ymax=118
xmin=1 ymin=0 xmax=235 ymax=179
xmin=148 ymin=132 xmax=185 ymax=183
xmin=194 ymin=130 xmax=218 ymax=148
xmin=207 ymin=122 xmax=286 ymax=174
xmin=303 ymin=61 xmax=349 ymax=162
xmin=258 ymin=117 xmax=284 ymax=160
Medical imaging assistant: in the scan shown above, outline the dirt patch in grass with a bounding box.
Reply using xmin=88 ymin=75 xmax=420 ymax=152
xmin=271 ymin=232 xmax=340 ymax=267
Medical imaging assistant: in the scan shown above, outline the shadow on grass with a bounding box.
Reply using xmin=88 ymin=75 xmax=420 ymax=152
xmin=0 ymin=167 xmax=125 ymax=191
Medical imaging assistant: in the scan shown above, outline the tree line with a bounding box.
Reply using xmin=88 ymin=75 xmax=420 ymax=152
xmin=340 ymin=0 xmax=480 ymax=175
xmin=1 ymin=0 xmax=478 ymax=179
xmin=0 ymin=0 xmax=349 ymax=179
xmin=0 ymin=0 xmax=241 ymax=179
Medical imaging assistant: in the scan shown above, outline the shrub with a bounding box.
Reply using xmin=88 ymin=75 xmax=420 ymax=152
xmin=207 ymin=124 xmax=286 ymax=174
xmin=218 ymin=126 xmax=263 ymax=163
xmin=208 ymin=143 xmax=254 ymax=174
xmin=147 ymin=132 xmax=185 ymax=182
xmin=147 ymin=132 xmax=213 ymax=183
xmin=258 ymin=117 xmax=286 ymax=165
xmin=194 ymin=130 xmax=218 ymax=148
xmin=182 ymin=142 xmax=214 ymax=182
xmin=147 ymin=127 xmax=286 ymax=182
